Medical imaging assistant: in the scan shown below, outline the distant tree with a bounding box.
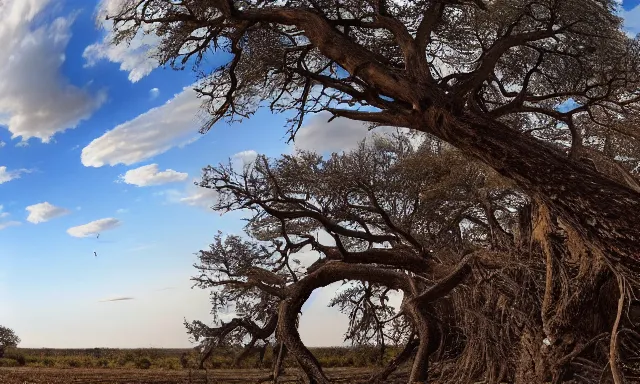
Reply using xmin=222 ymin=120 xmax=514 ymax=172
xmin=103 ymin=0 xmax=640 ymax=271
xmin=0 ymin=326 xmax=20 ymax=358
xmin=186 ymin=135 xmax=640 ymax=384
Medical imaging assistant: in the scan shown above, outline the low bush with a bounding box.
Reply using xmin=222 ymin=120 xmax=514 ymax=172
xmin=135 ymin=357 xmax=151 ymax=369
xmin=0 ymin=358 xmax=18 ymax=367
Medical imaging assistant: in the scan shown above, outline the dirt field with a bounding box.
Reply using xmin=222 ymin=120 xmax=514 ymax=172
xmin=0 ymin=367 xmax=401 ymax=384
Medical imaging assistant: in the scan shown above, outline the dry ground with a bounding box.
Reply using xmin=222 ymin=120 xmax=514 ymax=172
xmin=0 ymin=367 xmax=405 ymax=384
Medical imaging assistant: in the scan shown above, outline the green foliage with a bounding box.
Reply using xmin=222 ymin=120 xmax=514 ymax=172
xmin=65 ymin=357 xmax=82 ymax=368
xmin=0 ymin=326 xmax=19 ymax=357
xmin=155 ymin=357 xmax=181 ymax=370
xmin=136 ymin=357 xmax=152 ymax=369
xmin=0 ymin=358 xmax=18 ymax=367
xmin=3 ymin=348 xmax=26 ymax=366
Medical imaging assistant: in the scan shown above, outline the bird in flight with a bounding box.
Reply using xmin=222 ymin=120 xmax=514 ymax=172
xmin=94 ymin=251 xmax=98 ymax=257
xmin=96 ymin=233 xmax=100 ymax=239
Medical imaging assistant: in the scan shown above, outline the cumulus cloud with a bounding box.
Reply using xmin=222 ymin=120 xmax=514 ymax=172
xmin=120 ymin=164 xmax=188 ymax=187
xmin=232 ymin=150 xmax=258 ymax=170
xmin=0 ymin=0 xmax=105 ymax=142
xmin=0 ymin=166 xmax=29 ymax=184
xmin=81 ymin=85 xmax=204 ymax=167
xmin=149 ymin=88 xmax=160 ymax=99
xmin=25 ymin=202 xmax=71 ymax=224
xmin=67 ymin=218 xmax=121 ymax=238
xmin=83 ymin=0 xmax=160 ymax=82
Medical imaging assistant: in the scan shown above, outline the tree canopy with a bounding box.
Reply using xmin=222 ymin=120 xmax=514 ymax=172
xmin=186 ymin=135 xmax=640 ymax=384
xmin=0 ymin=326 xmax=20 ymax=357
xmin=105 ymin=0 xmax=640 ymax=268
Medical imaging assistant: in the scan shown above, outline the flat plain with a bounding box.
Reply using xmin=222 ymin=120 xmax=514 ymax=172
xmin=0 ymin=367 xmax=394 ymax=384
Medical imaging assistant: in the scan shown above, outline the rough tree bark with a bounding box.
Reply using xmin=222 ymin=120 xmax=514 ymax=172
xmin=418 ymin=114 xmax=640 ymax=267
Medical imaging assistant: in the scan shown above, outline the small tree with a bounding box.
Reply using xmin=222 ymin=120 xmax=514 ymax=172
xmin=0 ymin=326 xmax=20 ymax=358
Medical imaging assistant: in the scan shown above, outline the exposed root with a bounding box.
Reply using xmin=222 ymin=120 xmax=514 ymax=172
xmin=610 ymin=273 xmax=626 ymax=384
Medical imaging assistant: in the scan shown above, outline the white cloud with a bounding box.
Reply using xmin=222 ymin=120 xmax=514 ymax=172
xmin=149 ymin=88 xmax=160 ymax=99
xmin=178 ymin=136 xmax=201 ymax=149
xmin=116 ymin=208 xmax=128 ymax=214
xmin=232 ymin=150 xmax=258 ymax=170
xmin=163 ymin=182 xmax=218 ymax=209
xmin=83 ymin=0 xmax=160 ymax=82
xmin=67 ymin=218 xmax=121 ymax=238
xmin=0 ymin=205 xmax=11 ymax=220
xmin=0 ymin=0 xmax=105 ymax=142
xmin=0 ymin=141 xmax=5 ymax=148
xmin=120 ymin=164 xmax=188 ymax=187
xmin=294 ymin=112 xmax=396 ymax=153
xmin=0 ymin=221 xmax=20 ymax=230
xmin=25 ymin=202 xmax=70 ymax=224
xmin=0 ymin=205 xmax=21 ymax=229
xmin=178 ymin=188 xmax=218 ymax=208
xmin=293 ymin=112 xmax=424 ymax=153
xmin=0 ymin=166 xmax=29 ymax=184
xmin=81 ymin=85 xmax=204 ymax=167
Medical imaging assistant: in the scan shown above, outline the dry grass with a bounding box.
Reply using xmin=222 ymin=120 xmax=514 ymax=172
xmin=0 ymin=367 xmax=390 ymax=384
xmin=3 ymin=346 xmax=398 ymax=370
xmin=0 ymin=347 xmax=410 ymax=383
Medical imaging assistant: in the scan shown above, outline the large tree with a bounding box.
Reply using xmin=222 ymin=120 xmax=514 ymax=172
xmin=105 ymin=0 xmax=640 ymax=268
xmin=185 ymin=135 xmax=640 ymax=384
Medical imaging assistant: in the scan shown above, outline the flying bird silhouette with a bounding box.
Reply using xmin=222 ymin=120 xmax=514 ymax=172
xmin=94 ymin=251 xmax=98 ymax=257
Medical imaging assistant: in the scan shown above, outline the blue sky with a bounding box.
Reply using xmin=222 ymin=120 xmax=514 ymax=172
xmin=0 ymin=0 xmax=637 ymax=349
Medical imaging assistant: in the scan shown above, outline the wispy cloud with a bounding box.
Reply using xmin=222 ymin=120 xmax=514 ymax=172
xmin=98 ymin=297 xmax=134 ymax=303
xmin=0 ymin=221 xmax=20 ymax=230
xmin=127 ymin=244 xmax=155 ymax=252
xmin=67 ymin=218 xmax=121 ymax=238
xmin=81 ymin=85 xmax=204 ymax=167
xmin=0 ymin=166 xmax=31 ymax=184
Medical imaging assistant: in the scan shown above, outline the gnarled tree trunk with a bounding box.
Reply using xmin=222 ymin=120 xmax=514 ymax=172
xmin=416 ymin=113 xmax=640 ymax=267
